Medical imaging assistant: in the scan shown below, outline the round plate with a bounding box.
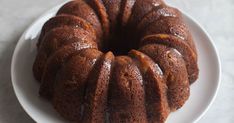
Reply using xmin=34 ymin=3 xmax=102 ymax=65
xmin=11 ymin=2 xmax=221 ymax=123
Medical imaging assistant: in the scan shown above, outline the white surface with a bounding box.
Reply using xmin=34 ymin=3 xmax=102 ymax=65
xmin=11 ymin=2 xmax=220 ymax=123
xmin=0 ymin=0 xmax=233 ymax=123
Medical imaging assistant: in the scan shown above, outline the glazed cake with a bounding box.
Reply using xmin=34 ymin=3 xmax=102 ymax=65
xmin=33 ymin=0 xmax=199 ymax=122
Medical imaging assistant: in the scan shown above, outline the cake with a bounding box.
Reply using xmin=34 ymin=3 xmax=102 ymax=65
xmin=33 ymin=0 xmax=199 ymax=122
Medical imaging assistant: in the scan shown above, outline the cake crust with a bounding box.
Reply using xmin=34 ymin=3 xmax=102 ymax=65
xmin=57 ymin=0 xmax=103 ymax=45
xmin=53 ymin=49 xmax=103 ymax=122
xmin=139 ymin=44 xmax=190 ymax=110
xmin=37 ymin=14 xmax=96 ymax=48
xmin=108 ymin=56 xmax=148 ymax=123
xmin=83 ymin=52 xmax=114 ymax=123
xmin=33 ymin=0 xmax=199 ymax=122
xmin=39 ymin=40 xmax=97 ymax=99
xmin=33 ymin=26 xmax=94 ymax=81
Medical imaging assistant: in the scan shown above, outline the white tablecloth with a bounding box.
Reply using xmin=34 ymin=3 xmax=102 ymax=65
xmin=0 ymin=0 xmax=233 ymax=122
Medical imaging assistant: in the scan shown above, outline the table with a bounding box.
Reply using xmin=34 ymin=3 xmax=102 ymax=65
xmin=0 ymin=0 xmax=233 ymax=122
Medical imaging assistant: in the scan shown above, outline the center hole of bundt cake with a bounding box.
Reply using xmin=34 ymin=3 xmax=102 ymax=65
xmin=102 ymin=30 xmax=138 ymax=56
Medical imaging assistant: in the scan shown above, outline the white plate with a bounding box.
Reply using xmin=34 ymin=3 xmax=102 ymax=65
xmin=11 ymin=2 xmax=221 ymax=123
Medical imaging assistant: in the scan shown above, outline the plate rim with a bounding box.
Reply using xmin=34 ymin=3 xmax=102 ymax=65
xmin=11 ymin=2 xmax=221 ymax=123
xmin=181 ymin=11 xmax=222 ymax=122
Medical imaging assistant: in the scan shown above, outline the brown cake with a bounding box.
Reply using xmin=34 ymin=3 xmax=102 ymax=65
xmin=109 ymin=56 xmax=148 ymax=122
xmin=83 ymin=51 xmax=114 ymax=122
xmin=33 ymin=0 xmax=199 ymax=122
xmin=102 ymin=0 xmax=121 ymax=31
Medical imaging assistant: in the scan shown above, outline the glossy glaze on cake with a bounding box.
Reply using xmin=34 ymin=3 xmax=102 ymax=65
xmin=37 ymin=14 xmax=97 ymax=48
xmin=39 ymin=41 xmax=98 ymax=99
xmin=53 ymin=49 xmax=103 ymax=121
xmin=57 ymin=0 xmax=103 ymax=46
xmin=33 ymin=26 xmax=95 ymax=81
xmin=108 ymin=56 xmax=148 ymax=122
xmin=33 ymin=0 xmax=199 ymax=122
xmin=83 ymin=52 xmax=114 ymax=122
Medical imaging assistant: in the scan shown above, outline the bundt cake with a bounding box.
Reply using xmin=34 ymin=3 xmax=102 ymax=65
xmin=33 ymin=0 xmax=199 ymax=122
